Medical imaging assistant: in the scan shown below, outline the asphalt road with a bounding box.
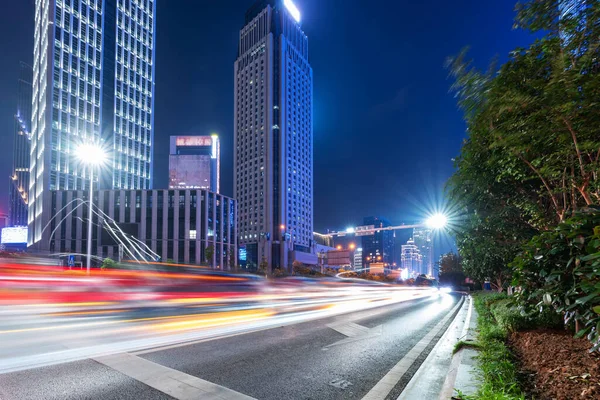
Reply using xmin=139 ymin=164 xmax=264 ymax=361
xmin=0 ymin=293 xmax=462 ymax=400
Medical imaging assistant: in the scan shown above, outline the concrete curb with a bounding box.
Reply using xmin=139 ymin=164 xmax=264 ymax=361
xmin=439 ymin=295 xmax=480 ymax=399
xmin=397 ymin=295 xmax=471 ymax=400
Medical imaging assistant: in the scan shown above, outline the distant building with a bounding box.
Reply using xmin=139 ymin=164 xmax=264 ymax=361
xmin=9 ymin=62 xmax=33 ymax=228
xmin=413 ymin=228 xmax=434 ymax=277
xmin=49 ymin=189 xmax=236 ymax=267
xmin=354 ymin=248 xmax=363 ymax=270
xmin=361 ymin=217 xmax=395 ymax=271
xmin=169 ymin=135 xmax=220 ymax=193
xmin=235 ymin=0 xmax=314 ymax=271
xmin=313 ymin=232 xmax=334 ymax=248
xmin=325 ymin=249 xmax=352 ymax=268
xmin=401 ymin=238 xmax=423 ymax=275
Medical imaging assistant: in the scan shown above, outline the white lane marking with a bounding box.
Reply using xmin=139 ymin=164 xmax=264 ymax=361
xmin=361 ymin=297 xmax=465 ymax=400
xmin=327 ymin=322 xmax=370 ymax=337
xmin=324 ymin=322 xmax=383 ymax=349
xmin=94 ymin=353 xmax=255 ymax=400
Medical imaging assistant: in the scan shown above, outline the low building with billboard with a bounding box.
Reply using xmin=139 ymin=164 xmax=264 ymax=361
xmin=49 ymin=189 xmax=236 ymax=268
xmin=169 ymin=135 xmax=220 ymax=193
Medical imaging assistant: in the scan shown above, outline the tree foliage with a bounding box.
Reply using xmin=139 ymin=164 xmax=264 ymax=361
xmin=438 ymin=252 xmax=466 ymax=288
xmin=205 ymin=244 xmax=215 ymax=267
xmin=512 ymin=207 xmax=600 ymax=350
xmin=447 ymin=0 xmax=600 ymax=291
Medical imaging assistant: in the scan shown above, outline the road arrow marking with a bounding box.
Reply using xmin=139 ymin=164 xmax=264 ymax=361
xmin=324 ymin=322 xmax=382 ymax=349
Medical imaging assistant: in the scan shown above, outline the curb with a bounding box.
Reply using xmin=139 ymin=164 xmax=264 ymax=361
xmin=397 ymin=294 xmax=471 ymax=400
xmin=439 ymin=295 xmax=479 ymax=399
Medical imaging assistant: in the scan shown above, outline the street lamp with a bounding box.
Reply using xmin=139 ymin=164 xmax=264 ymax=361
xmin=349 ymin=243 xmax=356 ymax=250
xmin=426 ymin=213 xmax=448 ymax=230
xmin=77 ymin=144 xmax=106 ymax=275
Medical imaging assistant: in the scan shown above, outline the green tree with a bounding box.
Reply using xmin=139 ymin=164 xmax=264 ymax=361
xmin=447 ymin=0 xmax=600 ymax=291
xmin=438 ymin=252 xmax=466 ymax=288
xmin=448 ymin=1 xmax=600 ymax=227
xmin=205 ymin=244 xmax=215 ymax=267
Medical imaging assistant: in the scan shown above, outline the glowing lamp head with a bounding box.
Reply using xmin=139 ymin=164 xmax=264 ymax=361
xmin=426 ymin=213 xmax=448 ymax=230
xmin=284 ymin=0 xmax=301 ymax=23
xmin=349 ymin=243 xmax=356 ymax=250
xmin=345 ymin=227 xmax=355 ymax=234
xmin=336 ymin=245 xmax=342 ymax=250
xmin=77 ymin=144 xmax=106 ymax=165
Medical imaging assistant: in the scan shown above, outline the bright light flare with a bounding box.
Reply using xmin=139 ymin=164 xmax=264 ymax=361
xmin=426 ymin=213 xmax=448 ymax=230
xmin=77 ymin=144 xmax=106 ymax=165
xmin=284 ymin=0 xmax=301 ymax=22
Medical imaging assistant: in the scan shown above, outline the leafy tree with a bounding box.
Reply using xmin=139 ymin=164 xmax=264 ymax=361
xmin=205 ymin=244 xmax=215 ymax=267
xmin=438 ymin=252 xmax=466 ymax=288
xmin=447 ymin=0 xmax=600 ymax=292
xmin=448 ymin=1 xmax=600 ymax=227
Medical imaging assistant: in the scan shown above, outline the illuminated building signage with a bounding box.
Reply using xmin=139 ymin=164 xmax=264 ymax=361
xmin=176 ymin=136 xmax=213 ymax=147
xmin=239 ymin=247 xmax=247 ymax=261
xmin=284 ymin=0 xmax=301 ymax=23
xmin=1 ymin=227 xmax=28 ymax=244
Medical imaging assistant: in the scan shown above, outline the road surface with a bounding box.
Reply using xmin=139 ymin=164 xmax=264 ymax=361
xmin=0 ymin=291 xmax=462 ymax=400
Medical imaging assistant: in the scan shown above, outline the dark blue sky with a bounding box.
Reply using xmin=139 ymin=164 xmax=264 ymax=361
xmin=0 ymin=1 xmax=533 ymax=251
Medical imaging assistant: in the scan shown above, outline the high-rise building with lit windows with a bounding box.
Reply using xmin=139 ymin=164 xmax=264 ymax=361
xmin=9 ymin=62 xmax=33 ymax=228
xmin=234 ymin=0 xmax=313 ymax=270
xmin=413 ymin=227 xmax=434 ymax=277
xmin=29 ymin=0 xmax=156 ymax=248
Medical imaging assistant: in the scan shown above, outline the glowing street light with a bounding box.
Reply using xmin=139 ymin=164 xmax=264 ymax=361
xmin=426 ymin=213 xmax=448 ymax=230
xmin=349 ymin=243 xmax=356 ymax=250
xmin=336 ymin=245 xmax=342 ymax=250
xmin=77 ymin=144 xmax=106 ymax=275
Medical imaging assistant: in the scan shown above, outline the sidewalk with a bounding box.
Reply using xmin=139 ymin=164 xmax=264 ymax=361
xmin=398 ymin=295 xmax=480 ymax=400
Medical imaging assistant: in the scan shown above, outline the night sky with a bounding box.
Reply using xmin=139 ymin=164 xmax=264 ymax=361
xmin=0 ymin=1 xmax=534 ymax=255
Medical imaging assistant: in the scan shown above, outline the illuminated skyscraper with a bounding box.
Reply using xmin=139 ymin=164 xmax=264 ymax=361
xmin=361 ymin=216 xmax=395 ymax=270
xmin=234 ymin=0 xmax=313 ymax=270
xmin=9 ymin=62 xmax=33 ymax=228
xmin=413 ymin=227 xmax=434 ymax=276
xmin=169 ymin=135 xmax=220 ymax=193
xmin=401 ymin=238 xmax=423 ymax=276
xmin=29 ymin=0 xmax=156 ymax=248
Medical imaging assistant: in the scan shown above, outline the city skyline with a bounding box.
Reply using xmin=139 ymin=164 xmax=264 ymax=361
xmin=0 ymin=1 xmax=534 ymax=253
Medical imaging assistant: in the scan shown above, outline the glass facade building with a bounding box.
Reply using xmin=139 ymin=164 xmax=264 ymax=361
xmin=169 ymin=135 xmax=220 ymax=193
xmin=234 ymin=0 xmax=313 ymax=270
xmin=361 ymin=216 xmax=395 ymax=271
xmin=30 ymin=0 xmax=156 ymax=248
xmin=9 ymin=62 xmax=33 ymax=228
xmin=412 ymin=227 xmax=434 ymax=277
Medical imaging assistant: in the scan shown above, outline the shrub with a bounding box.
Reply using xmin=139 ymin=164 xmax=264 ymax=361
xmin=273 ymin=268 xmax=287 ymax=278
xmin=512 ymin=208 xmax=600 ymax=350
xmin=101 ymin=258 xmax=117 ymax=270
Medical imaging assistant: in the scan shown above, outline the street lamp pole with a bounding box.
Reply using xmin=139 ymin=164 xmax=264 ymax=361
xmin=86 ymin=164 xmax=94 ymax=275
xmin=77 ymin=143 xmax=106 ymax=276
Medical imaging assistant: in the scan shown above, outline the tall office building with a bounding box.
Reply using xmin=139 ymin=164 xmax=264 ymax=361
xmin=413 ymin=227 xmax=434 ymax=276
xmin=234 ymin=0 xmax=313 ymax=270
xmin=9 ymin=62 xmax=33 ymax=228
xmin=29 ymin=0 xmax=157 ymax=248
xmin=169 ymin=135 xmax=220 ymax=193
xmin=401 ymin=238 xmax=423 ymax=275
xmin=361 ymin=216 xmax=395 ymax=270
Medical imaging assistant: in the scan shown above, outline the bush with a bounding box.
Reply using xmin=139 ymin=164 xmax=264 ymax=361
xmin=511 ymin=208 xmax=600 ymax=350
xmin=101 ymin=258 xmax=117 ymax=270
xmin=273 ymin=268 xmax=287 ymax=278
